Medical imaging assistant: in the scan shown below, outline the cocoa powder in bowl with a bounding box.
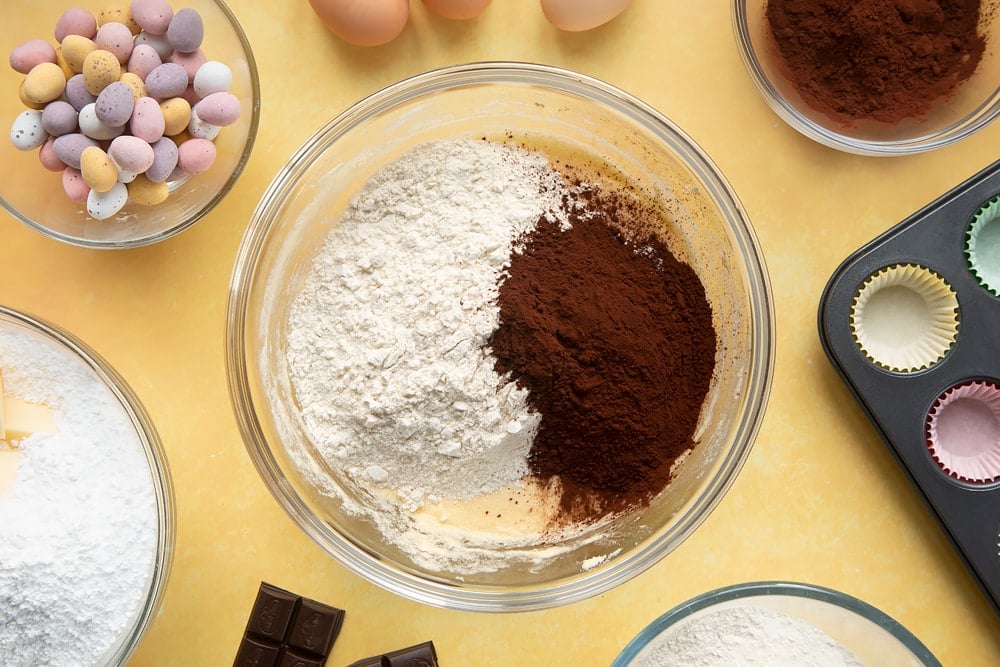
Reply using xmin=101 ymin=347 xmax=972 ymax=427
xmin=765 ymin=0 xmax=988 ymax=124
xmin=489 ymin=186 xmax=717 ymax=523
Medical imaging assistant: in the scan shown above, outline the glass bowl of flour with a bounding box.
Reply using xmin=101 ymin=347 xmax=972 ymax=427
xmin=226 ymin=62 xmax=774 ymax=611
xmin=0 ymin=306 xmax=174 ymax=664
xmin=612 ymin=581 xmax=940 ymax=666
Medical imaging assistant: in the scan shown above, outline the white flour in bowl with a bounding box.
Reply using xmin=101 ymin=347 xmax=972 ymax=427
xmin=0 ymin=327 xmax=158 ymax=667
xmin=286 ymin=138 xmax=577 ymax=510
xmin=631 ymin=605 xmax=865 ymax=666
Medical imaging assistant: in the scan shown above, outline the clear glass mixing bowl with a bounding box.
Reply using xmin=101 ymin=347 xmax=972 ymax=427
xmin=226 ymin=62 xmax=774 ymax=612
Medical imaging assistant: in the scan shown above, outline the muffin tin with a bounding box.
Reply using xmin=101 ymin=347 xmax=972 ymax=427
xmin=819 ymin=160 xmax=1000 ymax=615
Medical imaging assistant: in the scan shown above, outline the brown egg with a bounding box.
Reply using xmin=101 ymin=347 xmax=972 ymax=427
xmin=422 ymin=0 xmax=491 ymax=20
xmin=309 ymin=0 xmax=409 ymax=46
xmin=540 ymin=0 xmax=631 ymax=32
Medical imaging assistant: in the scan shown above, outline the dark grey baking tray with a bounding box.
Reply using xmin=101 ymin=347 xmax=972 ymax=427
xmin=818 ymin=160 xmax=1000 ymax=616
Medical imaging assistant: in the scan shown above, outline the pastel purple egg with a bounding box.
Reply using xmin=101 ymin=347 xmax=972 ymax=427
xmin=53 ymin=133 xmax=99 ymax=169
xmin=41 ymin=100 xmax=79 ymax=136
xmin=65 ymin=74 xmax=97 ymax=111
xmin=95 ymin=22 xmax=134 ymax=64
xmin=166 ymin=8 xmax=204 ymax=53
xmin=126 ymin=44 xmax=162 ymax=80
xmin=62 ymin=167 xmax=90 ymax=202
xmin=39 ymin=137 xmax=64 ymax=171
xmin=130 ymin=96 xmax=165 ymax=143
xmin=146 ymin=136 xmax=178 ymax=182
xmin=144 ymin=62 xmax=188 ymax=99
xmin=109 ymin=135 xmax=155 ymax=173
xmin=176 ymin=138 xmax=215 ymax=175
xmin=130 ymin=0 xmax=174 ymax=35
xmin=194 ymin=92 xmax=240 ymax=127
xmin=9 ymin=39 xmax=57 ymax=75
xmin=55 ymin=7 xmax=98 ymax=41
xmin=94 ymin=82 xmax=135 ymax=127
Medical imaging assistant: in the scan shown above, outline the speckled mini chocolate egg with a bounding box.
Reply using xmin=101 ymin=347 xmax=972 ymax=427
xmin=119 ymin=72 xmax=146 ymax=101
xmin=166 ymin=8 xmax=204 ymax=53
xmin=146 ymin=136 xmax=177 ymax=181
xmin=193 ymin=60 xmax=232 ymax=97
xmin=194 ymin=91 xmax=239 ymax=126
xmin=10 ymin=110 xmax=47 ymax=151
xmin=95 ymin=21 xmax=134 ymax=63
xmin=22 ymin=62 xmax=67 ymax=104
xmin=144 ymin=62 xmax=188 ymax=99
xmin=79 ymin=102 xmax=125 ymax=140
xmin=134 ymin=31 xmax=173 ymax=60
xmin=97 ymin=4 xmax=140 ymax=33
xmin=62 ymin=167 xmax=90 ymax=202
xmin=125 ymin=43 xmax=160 ymax=81
xmin=170 ymin=48 xmax=205 ymax=80
xmin=18 ymin=81 xmax=45 ymax=110
xmin=130 ymin=96 xmax=166 ymax=142
xmin=131 ymin=0 xmax=174 ymax=35
xmin=41 ymin=100 xmax=79 ymax=136
xmin=187 ymin=107 xmax=219 ymax=139
xmin=55 ymin=7 xmax=98 ymax=41
xmin=65 ymin=74 xmax=97 ymax=111
xmin=61 ymin=34 xmax=97 ymax=73
xmin=95 ymin=81 xmax=135 ymax=127
xmin=80 ymin=145 xmax=119 ymax=192
xmin=159 ymin=97 xmax=191 ymax=136
xmin=176 ymin=136 xmax=215 ymax=175
xmin=38 ymin=137 xmax=64 ymax=171
xmin=87 ymin=180 xmax=129 ymax=219
xmin=53 ymin=132 xmax=99 ymax=169
xmin=82 ymin=49 xmax=121 ymax=95
xmin=9 ymin=39 xmax=58 ymax=75
xmin=108 ymin=134 xmax=155 ymax=173
xmin=127 ymin=174 xmax=170 ymax=205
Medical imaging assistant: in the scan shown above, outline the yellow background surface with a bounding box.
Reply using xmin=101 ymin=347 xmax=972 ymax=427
xmin=3 ymin=1 xmax=1000 ymax=665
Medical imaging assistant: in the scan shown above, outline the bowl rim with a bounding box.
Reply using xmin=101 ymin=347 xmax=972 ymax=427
xmin=0 ymin=0 xmax=261 ymax=249
xmin=226 ymin=60 xmax=775 ymax=612
xmin=611 ymin=580 xmax=942 ymax=666
xmin=731 ymin=0 xmax=1000 ymax=156
xmin=0 ymin=304 xmax=175 ymax=665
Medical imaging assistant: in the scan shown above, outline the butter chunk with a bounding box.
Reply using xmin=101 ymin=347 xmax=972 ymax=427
xmin=0 ymin=370 xmax=56 ymax=444
xmin=2 ymin=397 xmax=55 ymax=442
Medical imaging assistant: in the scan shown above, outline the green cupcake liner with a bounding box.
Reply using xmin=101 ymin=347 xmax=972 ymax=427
xmin=965 ymin=195 xmax=1000 ymax=297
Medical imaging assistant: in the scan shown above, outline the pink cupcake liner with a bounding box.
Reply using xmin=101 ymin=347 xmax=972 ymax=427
xmin=925 ymin=380 xmax=1000 ymax=484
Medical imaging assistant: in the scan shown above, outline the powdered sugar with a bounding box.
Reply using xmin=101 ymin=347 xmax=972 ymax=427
xmin=286 ymin=138 xmax=576 ymax=509
xmin=632 ymin=605 xmax=865 ymax=667
xmin=0 ymin=326 xmax=158 ymax=666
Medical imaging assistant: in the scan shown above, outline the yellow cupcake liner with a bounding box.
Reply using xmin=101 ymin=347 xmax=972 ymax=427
xmin=965 ymin=195 xmax=1000 ymax=297
xmin=926 ymin=381 xmax=1000 ymax=484
xmin=849 ymin=264 xmax=959 ymax=373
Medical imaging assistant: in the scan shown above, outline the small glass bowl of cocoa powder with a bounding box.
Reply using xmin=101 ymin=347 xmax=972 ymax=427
xmin=733 ymin=0 xmax=1000 ymax=155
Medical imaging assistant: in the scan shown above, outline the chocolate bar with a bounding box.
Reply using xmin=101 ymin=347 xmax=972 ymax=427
xmin=345 ymin=640 xmax=438 ymax=667
xmin=234 ymin=582 xmax=345 ymax=667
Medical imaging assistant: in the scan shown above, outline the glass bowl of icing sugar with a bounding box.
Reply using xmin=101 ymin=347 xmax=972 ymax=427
xmin=612 ymin=581 xmax=940 ymax=666
xmin=226 ymin=62 xmax=774 ymax=612
xmin=0 ymin=305 xmax=174 ymax=664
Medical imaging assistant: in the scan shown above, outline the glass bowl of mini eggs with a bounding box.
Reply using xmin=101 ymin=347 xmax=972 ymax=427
xmin=0 ymin=0 xmax=259 ymax=248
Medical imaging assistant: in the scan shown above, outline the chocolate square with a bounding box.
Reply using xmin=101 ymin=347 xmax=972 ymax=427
xmin=247 ymin=583 xmax=299 ymax=642
xmin=384 ymin=641 xmax=438 ymax=667
xmin=278 ymin=648 xmax=325 ymax=667
xmin=234 ymin=636 xmax=282 ymax=667
xmin=286 ymin=597 xmax=345 ymax=657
